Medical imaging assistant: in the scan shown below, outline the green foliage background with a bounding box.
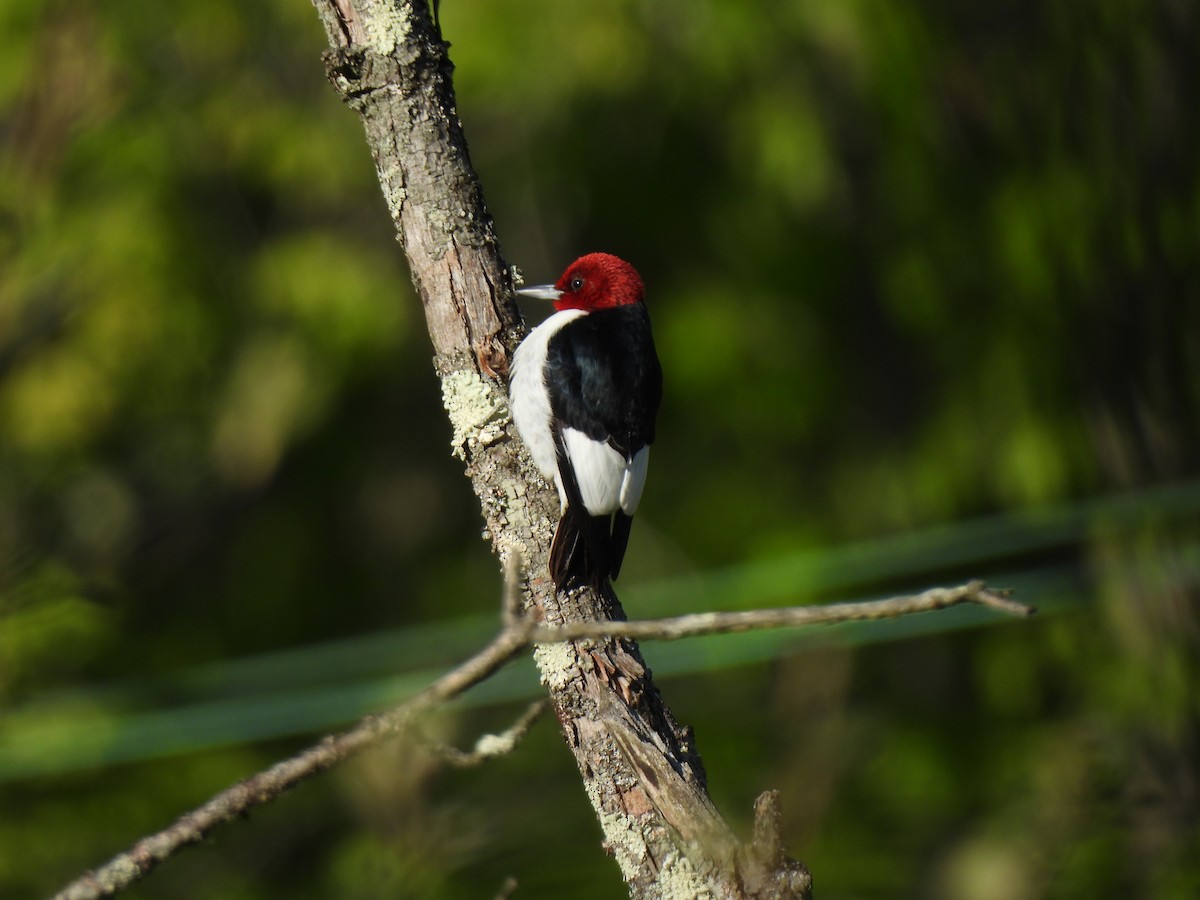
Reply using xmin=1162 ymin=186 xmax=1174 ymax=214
xmin=2 ymin=0 xmax=1197 ymax=897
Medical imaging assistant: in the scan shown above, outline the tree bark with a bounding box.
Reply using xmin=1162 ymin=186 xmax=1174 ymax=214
xmin=308 ymin=1 xmax=810 ymax=896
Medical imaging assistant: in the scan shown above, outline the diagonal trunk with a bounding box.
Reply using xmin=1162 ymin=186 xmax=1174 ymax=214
xmin=308 ymin=1 xmax=809 ymax=896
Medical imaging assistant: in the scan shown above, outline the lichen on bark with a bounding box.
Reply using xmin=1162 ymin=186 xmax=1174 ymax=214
xmin=441 ymin=368 xmax=508 ymax=460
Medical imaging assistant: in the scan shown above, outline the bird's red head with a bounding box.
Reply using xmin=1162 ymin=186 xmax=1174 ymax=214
xmin=551 ymin=253 xmax=645 ymax=312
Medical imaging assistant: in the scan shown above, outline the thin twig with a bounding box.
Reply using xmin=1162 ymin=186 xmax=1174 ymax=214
xmin=418 ymin=699 xmax=549 ymax=767
xmin=527 ymin=580 xmax=1033 ymax=644
xmin=51 ymin=626 xmax=531 ymax=900
xmin=51 ymin=580 xmax=1028 ymax=900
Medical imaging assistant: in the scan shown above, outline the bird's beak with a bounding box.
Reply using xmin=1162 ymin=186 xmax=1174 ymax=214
xmin=515 ymin=283 xmax=563 ymax=301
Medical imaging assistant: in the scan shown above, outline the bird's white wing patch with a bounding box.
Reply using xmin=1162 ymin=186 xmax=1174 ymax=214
xmin=562 ymin=428 xmax=626 ymax=516
xmin=620 ymin=446 xmax=649 ymax=515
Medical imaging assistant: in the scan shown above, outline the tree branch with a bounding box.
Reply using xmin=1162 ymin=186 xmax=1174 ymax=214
xmin=417 ymin=699 xmax=551 ymax=768
xmin=305 ymin=1 xmax=774 ymax=895
xmin=52 ymin=580 xmax=1028 ymax=899
xmin=50 ymin=623 xmax=530 ymax=900
xmin=526 ymin=580 xmax=1033 ymax=643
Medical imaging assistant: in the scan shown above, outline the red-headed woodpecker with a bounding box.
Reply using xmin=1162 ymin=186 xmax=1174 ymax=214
xmin=510 ymin=253 xmax=663 ymax=593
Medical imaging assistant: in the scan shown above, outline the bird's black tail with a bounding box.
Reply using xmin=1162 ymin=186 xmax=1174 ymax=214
xmin=549 ymin=503 xmax=615 ymax=594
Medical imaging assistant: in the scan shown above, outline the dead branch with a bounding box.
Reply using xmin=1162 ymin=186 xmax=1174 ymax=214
xmin=419 ymin=699 xmax=551 ymax=768
xmin=51 ymin=579 xmax=1028 ymax=899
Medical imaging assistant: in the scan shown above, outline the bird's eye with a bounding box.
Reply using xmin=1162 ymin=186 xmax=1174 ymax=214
xmin=569 ymin=276 xmax=585 ymax=292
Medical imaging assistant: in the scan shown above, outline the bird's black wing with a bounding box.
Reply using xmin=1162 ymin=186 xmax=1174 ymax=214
xmin=544 ymin=305 xmax=662 ymax=460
